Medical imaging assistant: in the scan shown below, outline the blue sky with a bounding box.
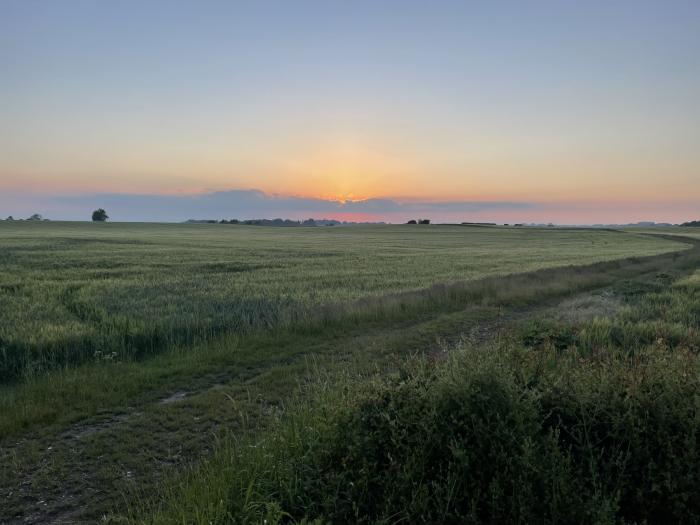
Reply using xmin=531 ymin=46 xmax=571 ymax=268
xmin=1 ymin=1 xmax=699 ymax=222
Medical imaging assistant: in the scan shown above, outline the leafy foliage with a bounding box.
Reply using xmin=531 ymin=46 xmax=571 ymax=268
xmin=92 ymin=208 xmax=109 ymax=221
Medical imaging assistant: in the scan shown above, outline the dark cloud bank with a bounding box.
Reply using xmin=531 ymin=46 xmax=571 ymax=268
xmin=46 ymin=190 xmax=535 ymax=222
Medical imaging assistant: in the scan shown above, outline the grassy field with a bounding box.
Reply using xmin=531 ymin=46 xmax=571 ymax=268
xmin=151 ymin=262 xmax=700 ymax=523
xmin=0 ymin=222 xmax=697 ymax=523
xmin=0 ymin=222 xmax=684 ymax=381
xmin=624 ymin=226 xmax=700 ymax=239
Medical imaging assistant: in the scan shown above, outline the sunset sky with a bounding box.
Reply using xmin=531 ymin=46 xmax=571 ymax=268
xmin=1 ymin=1 xmax=699 ymax=223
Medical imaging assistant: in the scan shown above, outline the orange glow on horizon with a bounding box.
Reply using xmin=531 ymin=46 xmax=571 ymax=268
xmin=2 ymin=134 xmax=698 ymax=207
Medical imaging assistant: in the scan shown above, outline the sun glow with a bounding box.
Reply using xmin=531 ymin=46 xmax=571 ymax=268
xmin=315 ymin=192 xmax=366 ymax=203
xmin=272 ymin=140 xmax=415 ymax=200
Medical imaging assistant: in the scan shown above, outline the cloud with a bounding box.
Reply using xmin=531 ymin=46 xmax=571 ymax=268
xmin=27 ymin=189 xmax=536 ymax=222
xmin=3 ymin=188 xmax=694 ymax=223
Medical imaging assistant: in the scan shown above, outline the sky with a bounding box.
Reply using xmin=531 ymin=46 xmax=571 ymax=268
xmin=1 ymin=0 xmax=699 ymax=223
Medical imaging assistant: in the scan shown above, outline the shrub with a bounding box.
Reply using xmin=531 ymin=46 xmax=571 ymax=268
xmin=92 ymin=208 xmax=109 ymax=222
xmin=148 ymin=343 xmax=700 ymax=524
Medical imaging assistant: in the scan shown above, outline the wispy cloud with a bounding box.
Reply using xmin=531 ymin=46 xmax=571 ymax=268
xmin=32 ymin=189 xmax=535 ymax=222
xmin=4 ymin=189 xmax=691 ymax=224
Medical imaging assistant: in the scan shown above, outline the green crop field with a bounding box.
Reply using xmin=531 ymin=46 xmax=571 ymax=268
xmin=1 ymin=222 xmax=698 ymax=524
xmin=624 ymin=226 xmax=700 ymax=239
xmin=0 ymin=221 xmax=685 ymax=381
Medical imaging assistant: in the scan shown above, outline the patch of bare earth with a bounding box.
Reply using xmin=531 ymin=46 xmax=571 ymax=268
xmin=0 ymin=383 xmax=238 ymax=524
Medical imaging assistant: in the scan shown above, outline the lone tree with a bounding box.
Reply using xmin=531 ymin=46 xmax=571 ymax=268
xmin=92 ymin=208 xmax=109 ymax=222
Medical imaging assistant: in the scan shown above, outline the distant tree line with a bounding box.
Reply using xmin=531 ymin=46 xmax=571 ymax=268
xmin=223 ymin=218 xmax=330 ymax=226
xmin=3 ymin=214 xmax=48 ymax=221
xmin=406 ymin=219 xmax=431 ymax=224
xmin=186 ymin=218 xmax=386 ymax=226
xmin=681 ymin=220 xmax=700 ymax=227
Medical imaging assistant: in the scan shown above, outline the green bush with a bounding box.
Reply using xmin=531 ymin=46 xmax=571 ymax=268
xmin=146 ymin=341 xmax=699 ymax=524
xmin=294 ymin=348 xmax=698 ymax=523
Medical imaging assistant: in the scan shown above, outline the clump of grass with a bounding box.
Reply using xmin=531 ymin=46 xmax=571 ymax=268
xmin=519 ymin=318 xmax=575 ymax=350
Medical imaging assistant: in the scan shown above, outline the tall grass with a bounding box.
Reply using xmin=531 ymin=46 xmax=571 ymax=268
xmin=139 ymin=260 xmax=700 ymax=524
xmin=0 ymin=222 xmax=689 ymax=381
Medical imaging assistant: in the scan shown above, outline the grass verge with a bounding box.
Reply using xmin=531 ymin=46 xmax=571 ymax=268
xmin=133 ymin=239 xmax=700 ymax=524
